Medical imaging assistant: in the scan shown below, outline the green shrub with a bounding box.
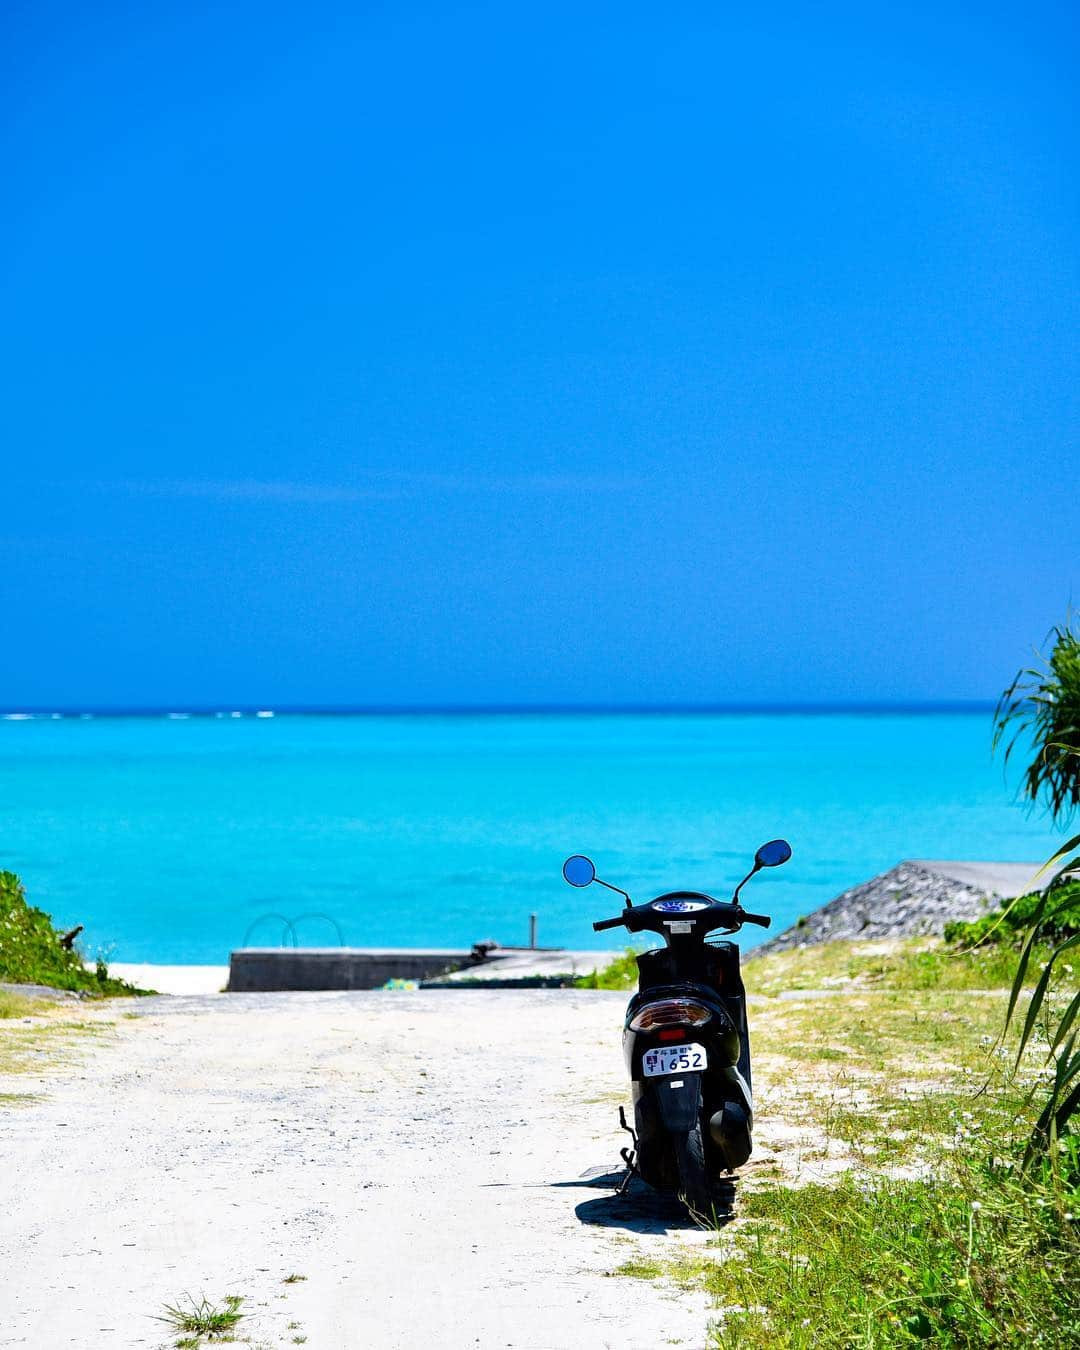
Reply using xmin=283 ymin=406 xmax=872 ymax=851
xmin=575 ymin=947 xmax=642 ymax=990
xmin=944 ymin=880 xmax=1080 ymax=950
xmin=0 ymin=871 xmax=145 ymax=995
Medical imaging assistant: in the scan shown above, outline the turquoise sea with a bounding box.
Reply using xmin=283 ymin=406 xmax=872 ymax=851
xmin=0 ymin=711 xmax=1062 ymax=964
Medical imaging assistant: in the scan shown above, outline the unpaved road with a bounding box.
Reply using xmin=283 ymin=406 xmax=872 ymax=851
xmin=1 ymin=990 xmax=721 ymax=1349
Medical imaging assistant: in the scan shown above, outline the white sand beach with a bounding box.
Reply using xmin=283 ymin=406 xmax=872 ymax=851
xmin=107 ymin=964 xmax=231 ymax=995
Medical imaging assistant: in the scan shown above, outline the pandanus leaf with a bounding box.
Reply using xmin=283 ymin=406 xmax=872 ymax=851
xmin=1026 ymin=1041 xmax=1080 ymax=1168
xmin=1036 ymin=831 xmax=1080 ymax=881
xmin=1003 ymin=888 xmax=1054 ymax=1040
xmin=1050 ymin=987 xmax=1080 ymax=1054
xmin=993 ymin=622 xmax=1080 ymax=819
xmin=1015 ymin=932 xmax=1080 ymax=1070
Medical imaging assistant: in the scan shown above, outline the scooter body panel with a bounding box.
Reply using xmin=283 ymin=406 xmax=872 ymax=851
xmin=624 ymin=944 xmax=755 ymax=1187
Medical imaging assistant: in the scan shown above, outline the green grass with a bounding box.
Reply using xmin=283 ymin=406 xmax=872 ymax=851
xmin=0 ymin=991 xmax=42 ymax=1019
xmin=0 ymin=870 xmax=149 ymax=996
xmin=617 ymin=1150 xmax=1079 ymax=1348
xmin=745 ymin=937 xmax=1041 ymax=997
xmin=0 ymin=1010 xmax=111 ymax=1080
xmin=747 ymin=980 xmax=1054 ymax=1172
xmin=753 ymin=987 xmax=1011 ymax=1066
xmin=157 ymin=1294 xmax=244 ymax=1339
xmin=0 ymin=1090 xmax=42 ymax=1107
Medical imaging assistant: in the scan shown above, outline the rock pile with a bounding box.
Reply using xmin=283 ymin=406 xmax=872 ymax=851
xmin=757 ymin=861 xmax=1012 ymax=954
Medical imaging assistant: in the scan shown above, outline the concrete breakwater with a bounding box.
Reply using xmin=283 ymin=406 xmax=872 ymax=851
xmin=228 ymin=946 xmax=479 ymax=991
xmin=759 ymin=860 xmax=1043 ymax=954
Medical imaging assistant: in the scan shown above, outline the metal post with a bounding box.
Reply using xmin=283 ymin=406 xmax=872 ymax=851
xmin=529 ymin=913 xmax=537 ymax=949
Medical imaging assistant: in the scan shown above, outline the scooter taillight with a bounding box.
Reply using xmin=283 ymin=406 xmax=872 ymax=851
xmin=629 ymin=998 xmax=712 ymax=1032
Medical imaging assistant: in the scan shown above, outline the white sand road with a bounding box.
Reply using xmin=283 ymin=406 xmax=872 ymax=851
xmin=1 ymin=990 xmax=721 ymax=1350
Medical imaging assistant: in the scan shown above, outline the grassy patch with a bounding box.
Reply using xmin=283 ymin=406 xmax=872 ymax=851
xmin=0 ymin=1009 xmax=112 ymax=1080
xmin=0 ymin=991 xmax=44 ymax=1019
xmin=746 ymin=980 xmax=1051 ymax=1172
xmin=744 ymin=937 xmax=1038 ymax=997
xmin=0 ymin=1090 xmax=42 ymax=1107
xmin=725 ymin=1157 xmax=1079 ymax=1347
xmin=752 ymin=987 xmax=1012 ymax=1068
xmin=616 ymin=1148 xmax=1080 ymax=1348
xmin=157 ymin=1293 xmax=244 ymax=1339
xmin=0 ymin=871 xmax=149 ymax=996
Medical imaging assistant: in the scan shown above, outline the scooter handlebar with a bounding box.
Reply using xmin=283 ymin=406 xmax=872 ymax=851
xmin=593 ymin=907 xmax=771 ymax=932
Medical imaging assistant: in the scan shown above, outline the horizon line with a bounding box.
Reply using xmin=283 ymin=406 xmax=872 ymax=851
xmin=0 ymin=700 xmax=997 ymax=718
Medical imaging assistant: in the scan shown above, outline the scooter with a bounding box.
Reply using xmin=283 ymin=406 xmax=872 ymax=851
xmin=562 ymin=840 xmax=791 ymax=1215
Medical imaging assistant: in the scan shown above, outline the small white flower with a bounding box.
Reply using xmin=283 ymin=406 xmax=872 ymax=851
xmin=971 ymin=1201 xmax=982 ymax=1212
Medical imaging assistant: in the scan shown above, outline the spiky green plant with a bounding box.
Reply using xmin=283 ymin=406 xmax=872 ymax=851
xmin=1001 ymin=832 xmax=1080 ymax=1167
xmin=156 ymin=1293 xmax=244 ymax=1337
xmin=993 ymin=619 xmax=1080 ymax=1164
xmin=994 ymin=619 xmax=1080 ymax=820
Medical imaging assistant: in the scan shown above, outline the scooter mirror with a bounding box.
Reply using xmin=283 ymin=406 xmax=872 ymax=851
xmin=562 ymin=855 xmax=596 ymax=887
xmin=755 ymin=839 xmax=792 ymax=868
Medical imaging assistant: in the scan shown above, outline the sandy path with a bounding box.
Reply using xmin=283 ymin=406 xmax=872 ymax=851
xmin=1 ymin=991 xmax=714 ymax=1349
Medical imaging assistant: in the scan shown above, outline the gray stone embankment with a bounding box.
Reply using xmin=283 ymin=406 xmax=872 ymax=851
xmin=759 ymin=859 xmax=1043 ymax=954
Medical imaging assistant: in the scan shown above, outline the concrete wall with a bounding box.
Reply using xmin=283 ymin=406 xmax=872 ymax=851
xmin=228 ymin=947 xmax=475 ymax=991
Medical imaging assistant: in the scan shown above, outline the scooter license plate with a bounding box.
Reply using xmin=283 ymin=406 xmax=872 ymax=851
xmin=642 ymin=1043 xmax=707 ymax=1077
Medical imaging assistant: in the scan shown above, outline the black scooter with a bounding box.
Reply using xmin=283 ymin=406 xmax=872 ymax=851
xmin=563 ymin=840 xmax=791 ymax=1215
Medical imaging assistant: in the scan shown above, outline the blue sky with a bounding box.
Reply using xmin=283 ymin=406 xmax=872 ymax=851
xmin=2 ymin=1 xmax=1077 ymax=708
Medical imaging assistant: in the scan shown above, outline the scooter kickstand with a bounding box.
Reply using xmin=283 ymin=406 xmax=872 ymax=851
xmin=615 ymin=1106 xmax=639 ymax=1196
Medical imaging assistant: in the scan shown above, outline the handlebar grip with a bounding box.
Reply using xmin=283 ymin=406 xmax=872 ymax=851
xmin=742 ymin=911 xmax=771 ymax=928
xmin=593 ymin=916 xmax=625 ymax=932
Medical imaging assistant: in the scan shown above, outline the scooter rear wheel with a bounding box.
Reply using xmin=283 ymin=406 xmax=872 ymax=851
xmin=672 ymin=1117 xmax=713 ymax=1219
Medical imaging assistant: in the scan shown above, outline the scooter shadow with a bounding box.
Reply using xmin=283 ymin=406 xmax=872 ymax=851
xmin=557 ymin=1168 xmax=736 ymax=1234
